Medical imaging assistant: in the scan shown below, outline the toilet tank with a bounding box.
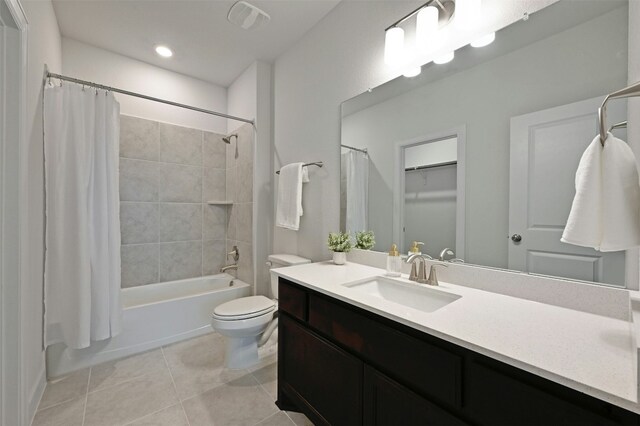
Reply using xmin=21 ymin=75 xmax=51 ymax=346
xmin=268 ymin=254 xmax=311 ymax=299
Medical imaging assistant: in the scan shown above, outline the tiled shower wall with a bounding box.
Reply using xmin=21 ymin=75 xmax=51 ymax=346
xmin=119 ymin=115 xmax=255 ymax=288
xmin=225 ymin=123 xmax=254 ymax=285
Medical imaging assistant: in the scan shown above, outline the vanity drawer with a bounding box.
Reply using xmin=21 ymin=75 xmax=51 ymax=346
xmin=308 ymin=293 xmax=462 ymax=408
xmin=278 ymin=278 xmax=307 ymax=322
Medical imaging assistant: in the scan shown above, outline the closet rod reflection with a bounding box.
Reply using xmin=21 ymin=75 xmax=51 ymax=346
xmin=45 ymin=71 xmax=255 ymax=126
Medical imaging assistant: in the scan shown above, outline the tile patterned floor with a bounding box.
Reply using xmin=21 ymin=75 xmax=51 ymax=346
xmin=33 ymin=332 xmax=312 ymax=426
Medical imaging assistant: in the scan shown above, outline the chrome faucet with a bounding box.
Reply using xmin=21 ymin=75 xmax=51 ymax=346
xmin=439 ymin=248 xmax=454 ymax=261
xmin=220 ymin=264 xmax=239 ymax=273
xmin=439 ymin=248 xmax=465 ymax=263
xmin=406 ymin=253 xmax=433 ymax=284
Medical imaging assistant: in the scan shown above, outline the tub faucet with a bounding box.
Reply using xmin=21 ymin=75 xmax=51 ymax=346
xmin=220 ymin=264 xmax=239 ymax=273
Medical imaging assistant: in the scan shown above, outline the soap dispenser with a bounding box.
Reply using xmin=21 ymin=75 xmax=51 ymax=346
xmin=408 ymin=241 xmax=424 ymax=257
xmin=386 ymin=244 xmax=402 ymax=277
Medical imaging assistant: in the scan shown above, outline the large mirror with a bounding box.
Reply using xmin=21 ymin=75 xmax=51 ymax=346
xmin=340 ymin=0 xmax=629 ymax=287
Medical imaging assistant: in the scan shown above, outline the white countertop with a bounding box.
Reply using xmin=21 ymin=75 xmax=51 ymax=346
xmin=273 ymin=261 xmax=639 ymax=413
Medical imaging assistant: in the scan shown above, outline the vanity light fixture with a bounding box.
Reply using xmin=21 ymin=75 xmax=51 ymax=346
xmin=416 ymin=5 xmax=439 ymax=52
xmin=434 ymin=51 xmax=454 ymax=64
xmin=384 ymin=27 xmax=406 ymax=66
xmin=384 ymin=0 xmax=454 ymax=69
xmin=403 ymin=66 xmax=422 ymax=78
xmin=155 ymin=45 xmax=173 ymax=58
xmin=470 ymin=31 xmax=495 ymax=47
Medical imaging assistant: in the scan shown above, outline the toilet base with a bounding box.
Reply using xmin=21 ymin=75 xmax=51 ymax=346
xmin=224 ymin=335 xmax=259 ymax=369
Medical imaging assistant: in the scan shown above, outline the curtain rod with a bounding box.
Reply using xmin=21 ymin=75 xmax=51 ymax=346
xmin=341 ymin=144 xmax=368 ymax=154
xmin=45 ymin=70 xmax=255 ymax=126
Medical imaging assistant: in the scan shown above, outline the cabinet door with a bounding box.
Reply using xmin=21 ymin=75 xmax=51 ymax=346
xmin=279 ymin=314 xmax=363 ymax=426
xmin=363 ymin=366 xmax=467 ymax=426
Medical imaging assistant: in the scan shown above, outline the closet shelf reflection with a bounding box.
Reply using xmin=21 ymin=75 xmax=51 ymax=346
xmin=207 ymin=200 xmax=234 ymax=205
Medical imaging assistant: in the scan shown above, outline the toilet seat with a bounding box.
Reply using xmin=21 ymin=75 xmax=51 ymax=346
xmin=212 ymin=296 xmax=276 ymax=321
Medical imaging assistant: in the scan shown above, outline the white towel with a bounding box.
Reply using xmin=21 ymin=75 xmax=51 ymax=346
xmin=562 ymin=133 xmax=640 ymax=252
xmin=276 ymin=163 xmax=306 ymax=231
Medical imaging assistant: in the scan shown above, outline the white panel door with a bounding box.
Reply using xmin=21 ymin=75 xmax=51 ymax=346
xmin=509 ymin=96 xmax=627 ymax=286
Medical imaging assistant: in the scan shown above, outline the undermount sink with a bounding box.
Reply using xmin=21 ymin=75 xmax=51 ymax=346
xmin=343 ymin=277 xmax=461 ymax=313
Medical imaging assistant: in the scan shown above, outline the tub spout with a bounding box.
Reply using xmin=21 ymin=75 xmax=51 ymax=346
xmin=220 ymin=264 xmax=239 ymax=273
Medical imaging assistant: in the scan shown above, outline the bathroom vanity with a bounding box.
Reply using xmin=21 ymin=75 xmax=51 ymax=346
xmin=274 ymin=261 xmax=640 ymax=426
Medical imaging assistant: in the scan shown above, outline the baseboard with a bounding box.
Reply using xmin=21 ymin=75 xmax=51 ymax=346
xmin=27 ymin=364 xmax=46 ymax=425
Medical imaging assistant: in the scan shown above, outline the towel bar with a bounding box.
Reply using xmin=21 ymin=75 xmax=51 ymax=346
xmin=599 ymin=81 xmax=640 ymax=146
xmin=276 ymin=162 xmax=324 ymax=175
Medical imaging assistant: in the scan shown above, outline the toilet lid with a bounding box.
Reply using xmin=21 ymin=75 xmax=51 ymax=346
xmin=213 ymin=296 xmax=276 ymax=320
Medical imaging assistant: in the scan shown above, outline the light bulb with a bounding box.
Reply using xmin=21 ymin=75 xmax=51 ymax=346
xmin=455 ymin=0 xmax=482 ymax=30
xmin=155 ymin=45 xmax=173 ymax=58
xmin=384 ymin=27 xmax=405 ymax=67
xmin=416 ymin=6 xmax=439 ymax=52
xmin=403 ymin=66 xmax=421 ymax=78
xmin=471 ymin=32 xmax=495 ymax=47
xmin=434 ymin=51 xmax=454 ymax=64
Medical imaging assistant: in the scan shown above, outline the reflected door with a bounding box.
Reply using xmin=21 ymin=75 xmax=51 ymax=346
xmin=508 ymin=96 xmax=626 ymax=286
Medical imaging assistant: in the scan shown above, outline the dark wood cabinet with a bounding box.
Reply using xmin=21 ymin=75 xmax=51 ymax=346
xmin=279 ymin=315 xmax=363 ymax=426
xmin=277 ymin=278 xmax=640 ymax=426
xmin=363 ymin=366 xmax=466 ymax=426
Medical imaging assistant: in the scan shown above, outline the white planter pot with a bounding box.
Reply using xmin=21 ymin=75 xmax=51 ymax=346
xmin=333 ymin=251 xmax=347 ymax=265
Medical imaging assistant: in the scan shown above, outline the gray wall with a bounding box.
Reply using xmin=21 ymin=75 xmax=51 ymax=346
xmin=119 ymin=116 xmax=254 ymax=287
xmin=341 ymin=6 xmax=628 ymax=268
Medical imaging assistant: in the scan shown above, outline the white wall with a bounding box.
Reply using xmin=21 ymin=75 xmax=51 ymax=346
xmin=20 ymin=0 xmax=62 ymax=420
xmin=62 ymin=38 xmax=228 ymax=134
xmin=227 ymin=61 xmax=273 ymax=296
xmin=228 ymin=62 xmax=257 ymax=134
xmin=272 ymin=0 xmax=557 ymax=261
xmin=629 ymin=0 xmax=640 ymax=289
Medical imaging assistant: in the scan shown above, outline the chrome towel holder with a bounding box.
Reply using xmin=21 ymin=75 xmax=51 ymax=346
xmin=598 ymin=80 xmax=640 ymax=146
xmin=275 ymin=162 xmax=324 ymax=175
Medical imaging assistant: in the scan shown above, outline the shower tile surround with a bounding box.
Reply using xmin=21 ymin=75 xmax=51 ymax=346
xmin=119 ymin=115 xmax=255 ymax=287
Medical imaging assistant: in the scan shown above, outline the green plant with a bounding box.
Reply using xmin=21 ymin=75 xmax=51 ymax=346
xmin=355 ymin=230 xmax=375 ymax=250
xmin=327 ymin=231 xmax=352 ymax=253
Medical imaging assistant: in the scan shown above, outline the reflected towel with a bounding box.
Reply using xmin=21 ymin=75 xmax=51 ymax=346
xmin=276 ymin=163 xmax=306 ymax=231
xmin=562 ymin=133 xmax=640 ymax=251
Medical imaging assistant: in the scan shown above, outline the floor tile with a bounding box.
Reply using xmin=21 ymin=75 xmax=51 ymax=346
xmin=285 ymin=411 xmax=314 ymax=426
xmin=89 ymin=349 xmax=168 ymax=392
xmin=256 ymin=411 xmax=296 ymax=426
xmin=39 ymin=368 xmax=89 ymax=410
xmin=125 ymin=403 xmax=189 ymax=426
xmin=182 ymin=375 xmax=279 ymax=426
xmin=84 ymin=368 xmax=178 ymax=426
xmin=251 ymin=362 xmax=277 ymax=400
xmin=163 ymin=333 xmax=248 ymax=400
xmin=32 ymin=397 xmax=85 ymax=426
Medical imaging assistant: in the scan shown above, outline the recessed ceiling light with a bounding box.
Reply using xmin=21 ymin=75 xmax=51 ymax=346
xmin=155 ymin=45 xmax=173 ymax=58
xmin=471 ymin=32 xmax=496 ymax=48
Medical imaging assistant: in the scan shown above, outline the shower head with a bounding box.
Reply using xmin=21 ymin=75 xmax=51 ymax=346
xmin=222 ymin=134 xmax=238 ymax=144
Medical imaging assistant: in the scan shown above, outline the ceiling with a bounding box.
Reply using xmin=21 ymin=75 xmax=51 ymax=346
xmin=52 ymin=0 xmax=341 ymax=87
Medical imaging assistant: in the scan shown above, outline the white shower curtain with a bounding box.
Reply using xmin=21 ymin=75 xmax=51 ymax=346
xmin=44 ymin=83 xmax=122 ymax=349
xmin=343 ymin=150 xmax=369 ymax=233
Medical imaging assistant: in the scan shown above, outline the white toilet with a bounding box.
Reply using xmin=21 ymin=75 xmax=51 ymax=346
xmin=211 ymin=254 xmax=311 ymax=369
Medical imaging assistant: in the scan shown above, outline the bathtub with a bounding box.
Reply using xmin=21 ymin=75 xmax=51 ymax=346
xmin=46 ymin=274 xmax=251 ymax=378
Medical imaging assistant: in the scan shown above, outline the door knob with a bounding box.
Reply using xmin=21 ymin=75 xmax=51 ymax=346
xmin=511 ymin=234 xmax=522 ymax=243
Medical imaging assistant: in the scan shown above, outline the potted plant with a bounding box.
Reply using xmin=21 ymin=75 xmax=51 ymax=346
xmin=355 ymin=230 xmax=375 ymax=250
xmin=327 ymin=231 xmax=352 ymax=265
